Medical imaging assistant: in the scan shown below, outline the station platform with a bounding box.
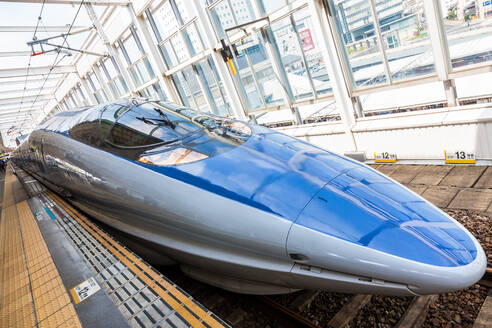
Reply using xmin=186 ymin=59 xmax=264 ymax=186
xmin=0 ymin=165 xmax=230 ymax=328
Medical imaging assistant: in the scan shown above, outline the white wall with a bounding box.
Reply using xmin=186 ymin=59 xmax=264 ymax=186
xmin=276 ymin=104 xmax=492 ymax=163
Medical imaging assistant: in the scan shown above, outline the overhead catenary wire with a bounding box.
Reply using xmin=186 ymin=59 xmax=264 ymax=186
xmin=16 ymin=0 xmax=47 ymax=127
xmin=17 ymin=0 xmax=85 ymax=131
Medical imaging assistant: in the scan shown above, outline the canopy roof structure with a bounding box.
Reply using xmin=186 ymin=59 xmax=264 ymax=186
xmin=0 ymin=0 xmax=121 ymax=146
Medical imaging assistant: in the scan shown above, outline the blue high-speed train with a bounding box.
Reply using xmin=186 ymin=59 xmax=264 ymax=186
xmin=13 ymin=99 xmax=486 ymax=295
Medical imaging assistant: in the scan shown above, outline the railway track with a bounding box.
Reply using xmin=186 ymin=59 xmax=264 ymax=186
xmin=257 ymin=267 xmax=492 ymax=328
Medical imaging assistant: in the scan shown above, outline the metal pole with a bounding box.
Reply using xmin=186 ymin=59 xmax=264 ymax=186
xmin=424 ymin=0 xmax=456 ymax=107
xmin=192 ymin=0 xmax=247 ymax=120
xmin=307 ymin=0 xmax=357 ymax=150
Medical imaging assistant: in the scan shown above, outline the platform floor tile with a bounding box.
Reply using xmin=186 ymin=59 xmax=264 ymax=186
xmin=410 ymin=165 xmax=453 ymax=186
xmin=376 ymin=164 xmax=400 ymax=177
xmin=439 ymin=166 xmax=487 ymax=188
xmin=0 ymin=168 xmax=81 ymax=328
xmin=388 ymin=165 xmax=423 ymax=184
xmin=448 ymin=188 xmax=492 ymax=211
xmin=474 ymin=166 xmax=492 ymax=189
xmin=421 ymin=186 xmax=461 ymax=208
xmin=404 ymin=184 xmax=428 ymax=195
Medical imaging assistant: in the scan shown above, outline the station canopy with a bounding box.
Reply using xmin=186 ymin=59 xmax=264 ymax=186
xmin=0 ymin=0 xmax=118 ymax=148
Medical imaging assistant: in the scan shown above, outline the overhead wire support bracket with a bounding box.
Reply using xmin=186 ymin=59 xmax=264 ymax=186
xmin=26 ymin=26 xmax=105 ymax=57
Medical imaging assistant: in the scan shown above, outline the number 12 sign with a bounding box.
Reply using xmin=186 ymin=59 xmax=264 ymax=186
xmin=374 ymin=152 xmax=397 ymax=163
xmin=444 ymin=150 xmax=476 ymax=164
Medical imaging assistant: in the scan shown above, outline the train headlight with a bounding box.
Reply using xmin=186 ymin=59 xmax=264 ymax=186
xmin=138 ymin=147 xmax=208 ymax=166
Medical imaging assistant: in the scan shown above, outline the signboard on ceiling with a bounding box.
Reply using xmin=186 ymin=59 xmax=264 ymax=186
xmin=299 ymin=29 xmax=314 ymax=51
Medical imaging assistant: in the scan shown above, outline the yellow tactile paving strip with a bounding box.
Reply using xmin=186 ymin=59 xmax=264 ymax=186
xmin=0 ymin=168 xmax=82 ymax=328
xmin=47 ymin=190 xmax=226 ymax=328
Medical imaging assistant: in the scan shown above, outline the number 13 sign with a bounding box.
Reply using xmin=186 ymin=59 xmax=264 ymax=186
xmin=444 ymin=150 xmax=476 ymax=164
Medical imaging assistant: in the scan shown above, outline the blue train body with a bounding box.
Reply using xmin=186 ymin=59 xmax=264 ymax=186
xmin=13 ymin=100 xmax=486 ymax=295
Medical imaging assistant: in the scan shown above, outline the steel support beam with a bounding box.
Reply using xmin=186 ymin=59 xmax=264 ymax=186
xmin=0 ymin=65 xmax=76 ymax=78
xmin=424 ymin=0 xmax=456 ymax=107
xmin=0 ymin=51 xmax=32 ymax=57
xmin=0 ymin=117 xmax=37 ymax=125
xmin=308 ymin=0 xmax=357 ymax=150
xmin=0 ymin=95 xmax=54 ymax=106
xmin=0 ymin=108 xmax=44 ymax=116
xmin=0 ymin=87 xmax=55 ymax=97
xmin=0 ymin=77 xmax=61 ymax=87
xmin=192 ymin=1 xmax=247 ymax=120
xmin=0 ymin=104 xmax=43 ymax=112
xmin=0 ymin=25 xmax=91 ymax=33
xmin=0 ymin=0 xmax=129 ymax=5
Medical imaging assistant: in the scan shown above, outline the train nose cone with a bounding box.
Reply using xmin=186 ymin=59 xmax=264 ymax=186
xmin=288 ymin=166 xmax=486 ymax=294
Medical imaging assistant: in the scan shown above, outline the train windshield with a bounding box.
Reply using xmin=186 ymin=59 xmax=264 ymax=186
xmin=92 ymin=101 xmax=252 ymax=165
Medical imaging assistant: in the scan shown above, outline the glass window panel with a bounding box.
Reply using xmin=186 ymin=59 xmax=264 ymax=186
xmin=88 ymin=72 xmax=101 ymax=91
xmin=196 ymin=58 xmax=231 ymax=116
xmin=160 ymin=41 xmax=179 ymax=67
xmin=109 ymin=80 xmax=121 ymax=98
xmin=271 ymin=16 xmax=314 ymax=100
xmin=119 ymin=76 xmax=129 ymax=93
xmin=116 ymin=43 xmax=129 ymax=65
xmin=172 ymin=67 xmax=208 ymax=112
xmin=438 ymin=0 xmax=492 ymax=69
xmin=210 ymin=1 xmax=236 ymax=38
xmin=123 ymin=35 xmax=143 ymax=64
xmin=237 ymin=34 xmax=285 ymax=107
xmin=172 ymin=71 xmax=193 ymax=107
xmin=129 ymin=65 xmax=143 ymax=86
xmin=96 ymin=63 xmax=109 ymax=82
xmin=230 ymin=0 xmax=256 ymax=24
xmin=104 ymin=58 xmax=120 ymax=79
xmin=143 ymin=57 xmax=155 ymax=78
xmin=183 ymin=23 xmax=205 ymax=55
xmin=329 ymin=0 xmax=387 ymax=88
xmin=183 ymin=66 xmax=208 ymax=111
xmin=154 ymin=82 xmax=167 ymax=100
xmin=153 ymin=1 xmax=180 ymax=40
xmin=77 ymin=85 xmax=87 ymax=102
xmin=171 ymin=34 xmax=190 ymax=63
xmin=175 ymin=0 xmax=193 ymax=23
xmin=258 ymin=0 xmax=287 ymax=14
xmin=291 ymin=8 xmax=332 ymax=95
xmin=374 ymin=1 xmax=435 ymax=81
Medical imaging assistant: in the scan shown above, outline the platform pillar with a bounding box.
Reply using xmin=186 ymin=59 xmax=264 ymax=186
xmin=307 ymin=0 xmax=357 ymax=150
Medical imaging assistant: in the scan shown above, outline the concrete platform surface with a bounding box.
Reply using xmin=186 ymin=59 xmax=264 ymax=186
xmin=448 ymin=188 xmax=492 ymax=211
xmin=439 ymin=166 xmax=487 ymax=188
xmin=474 ymin=166 xmax=492 ymax=189
xmin=421 ymin=186 xmax=461 ymax=208
xmin=410 ymin=165 xmax=452 ymax=186
xmin=387 ymin=165 xmax=422 ymax=184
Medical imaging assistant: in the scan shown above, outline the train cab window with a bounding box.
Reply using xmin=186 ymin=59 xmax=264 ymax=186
xmin=69 ymin=106 xmax=107 ymax=148
xmin=70 ymin=100 xmax=253 ymax=165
